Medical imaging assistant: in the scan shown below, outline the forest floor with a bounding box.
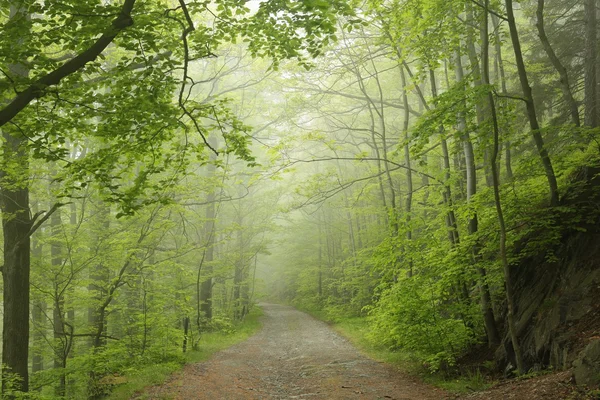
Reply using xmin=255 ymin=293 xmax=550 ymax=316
xmin=132 ymin=303 xmax=596 ymax=400
xmin=133 ymin=303 xmax=447 ymax=399
xmin=456 ymin=370 xmax=594 ymax=399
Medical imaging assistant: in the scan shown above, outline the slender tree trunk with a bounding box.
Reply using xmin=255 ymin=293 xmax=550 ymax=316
xmin=346 ymin=43 xmax=396 ymax=232
xmin=88 ymin=206 xmax=110 ymax=349
xmin=182 ymin=317 xmax=190 ymax=353
xmin=491 ymin=14 xmax=514 ymax=180
xmin=31 ymin=300 xmax=45 ymax=373
xmin=51 ymin=208 xmax=66 ymax=396
xmin=233 ymin=218 xmax=245 ymax=321
xmin=483 ymin=1 xmax=524 ymax=373
xmin=585 ymin=0 xmax=599 ymax=127
xmin=505 ymin=0 xmax=559 ymax=206
xmin=536 ymin=0 xmax=580 ymax=126
xmin=430 ymin=69 xmax=459 ymax=246
xmin=31 ymin=219 xmax=45 ymax=374
xmin=199 ymin=152 xmax=217 ymax=324
xmin=466 ymin=7 xmax=494 ymax=187
xmin=318 ymin=221 xmax=323 ymax=298
xmin=455 ymin=47 xmax=500 ymax=347
xmin=400 ymin=65 xmax=414 ymax=277
xmin=88 ymin=207 xmax=111 ymax=400
xmin=355 ymin=214 xmax=363 ymax=249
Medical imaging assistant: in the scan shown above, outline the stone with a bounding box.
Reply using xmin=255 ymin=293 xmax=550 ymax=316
xmin=573 ymin=339 xmax=600 ymax=388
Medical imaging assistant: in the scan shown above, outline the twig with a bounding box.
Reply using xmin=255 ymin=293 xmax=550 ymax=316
xmin=470 ymin=0 xmax=508 ymax=21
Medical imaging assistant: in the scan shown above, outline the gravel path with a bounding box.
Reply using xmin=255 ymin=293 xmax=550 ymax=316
xmin=139 ymin=303 xmax=448 ymax=399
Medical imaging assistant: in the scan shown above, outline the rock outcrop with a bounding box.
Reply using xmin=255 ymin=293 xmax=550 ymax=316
xmin=496 ymin=165 xmax=600 ymax=377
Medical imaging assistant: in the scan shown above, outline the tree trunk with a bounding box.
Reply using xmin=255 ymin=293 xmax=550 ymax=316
xmin=400 ymin=64 xmax=414 ymax=277
xmin=88 ymin=205 xmax=110 ymax=349
xmin=1 ymin=4 xmax=31 ymax=394
xmin=536 ymin=0 xmax=580 ymax=126
xmin=491 ymin=14 xmax=514 ymax=180
xmin=1 ymin=129 xmax=31 ymax=394
xmin=182 ymin=317 xmax=190 ymax=353
xmin=318 ymin=221 xmax=323 ymax=297
xmin=585 ymin=0 xmax=599 ymax=127
xmin=233 ymin=221 xmax=245 ymax=321
xmin=505 ymin=0 xmax=559 ymax=206
xmin=199 ymin=153 xmax=217 ymax=324
xmin=429 ymin=69 xmax=459 ymax=246
xmin=483 ymin=0 xmax=524 ymax=373
xmin=31 ymin=221 xmax=45 ymax=374
xmin=51 ymin=208 xmax=66 ymax=397
xmin=455 ymin=47 xmax=500 ymax=347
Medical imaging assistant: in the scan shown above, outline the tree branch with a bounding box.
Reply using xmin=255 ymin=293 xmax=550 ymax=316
xmin=0 ymin=0 xmax=138 ymax=128
xmin=287 ymin=156 xmax=441 ymax=183
xmin=470 ymin=0 xmax=508 ymax=21
xmin=27 ymin=202 xmax=66 ymax=237
xmin=54 ymin=331 xmax=120 ymax=341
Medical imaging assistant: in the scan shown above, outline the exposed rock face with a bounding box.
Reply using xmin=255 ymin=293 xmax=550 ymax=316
xmin=573 ymin=340 xmax=600 ymax=388
xmin=495 ymin=165 xmax=600 ymax=375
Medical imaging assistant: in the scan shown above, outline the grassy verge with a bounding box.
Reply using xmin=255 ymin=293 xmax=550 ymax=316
xmin=302 ymin=308 xmax=492 ymax=394
xmin=108 ymin=307 xmax=264 ymax=400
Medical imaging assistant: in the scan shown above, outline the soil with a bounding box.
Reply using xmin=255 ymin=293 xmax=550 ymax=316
xmin=134 ymin=303 xmax=597 ymax=400
xmin=456 ymin=371 xmax=594 ymax=400
xmin=135 ymin=303 xmax=447 ymax=399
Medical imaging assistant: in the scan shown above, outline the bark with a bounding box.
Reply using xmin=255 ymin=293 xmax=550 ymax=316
xmin=31 ymin=220 xmax=45 ymax=374
xmin=491 ymin=14 xmax=514 ymax=180
xmin=199 ymin=147 xmax=218 ymax=324
xmin=31 ymin=300 xmax=45 ymax=373
xmin=429 ymin=69 xmax=459 ymax=246
xmin=199 ymin=195 xmax=215 ymax=321
xmin=51 ymin=208 xmax=66 ymax=397
xmin=1 ymin=130 xmax=31 ymax=394
xmin=233 ymin=216 xmax=246 ymax=321
xmin=340 ymin=36 xmax=397 ymax=232
xmin=505 ymin=0 xmax=559 ymax=206
xmin=483 ymin=0 xmax=524 ymax=373
xmin=182 ymin=317 xmax=190 ymax=353
xmin=400 ymin=65 xmax=413 ymax=277
xmin=536 ymin=0 xmax=580 ymax=126
xmin=361 ymin=78 xmax=396 ymax=232
xmin=467 ymin=6 xmax=494 ymax=187
xmin=0 ymin=0 xmax=137 ymax=128
xmin=492 ymin=15 xmax=508 ymax=95
xmin=88 ymin=205 xmax=110 ymax=349
xmin=455 ymin=47 xmax=500 ymax=347
xmin=584 ymin=0 xmax=599 ymax=127
xmin=1 ymin=5 xmax=31 ymax=393
xmin=318 ymin=221 xmax=323 ymax=297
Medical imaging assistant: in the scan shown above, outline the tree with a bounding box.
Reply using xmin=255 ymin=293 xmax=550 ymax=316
xmin=0 ymin=0 xmax=356 ymax=393
xmin=504 ymin=0 xmax=559 ymax=206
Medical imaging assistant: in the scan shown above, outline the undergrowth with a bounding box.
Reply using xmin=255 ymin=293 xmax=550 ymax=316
xmin=107 ymin=307 xmax=263 ymax=400
xmin=299 ymin=307 xmax=494 ymax=394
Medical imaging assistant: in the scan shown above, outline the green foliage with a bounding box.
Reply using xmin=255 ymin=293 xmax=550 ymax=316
xmin=106 ymin=307 xmax=263 ymax=400
xmin=368 ymin=274 xmax=480 ymax=372
xmin=422 ymin=368 xmax=492 ymax=394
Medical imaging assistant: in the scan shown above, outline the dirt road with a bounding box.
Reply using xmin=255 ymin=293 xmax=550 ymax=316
xmin=140 ymin=303 xmax=447 ymax=399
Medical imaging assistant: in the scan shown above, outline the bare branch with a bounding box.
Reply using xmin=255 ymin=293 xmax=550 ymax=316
xmin=286 ymin=156 xmax=441 ymax=183
xmin=471 ymin=0 xmax=508 ymax=21
xmin=27 ymin=202 xmax=67 ymax=237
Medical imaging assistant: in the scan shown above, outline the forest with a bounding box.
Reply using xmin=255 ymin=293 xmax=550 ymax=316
xmin=1 ymin=0 xmax=600 ymax=398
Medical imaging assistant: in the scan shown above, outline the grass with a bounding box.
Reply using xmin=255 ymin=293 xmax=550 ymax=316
xmin=302 ymin=308 xmax=493 ymax=395
xmin=107 ymin=307 xmax=264 ymax=400
xmin=422 ymin=368 xmax=492 ymax=394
